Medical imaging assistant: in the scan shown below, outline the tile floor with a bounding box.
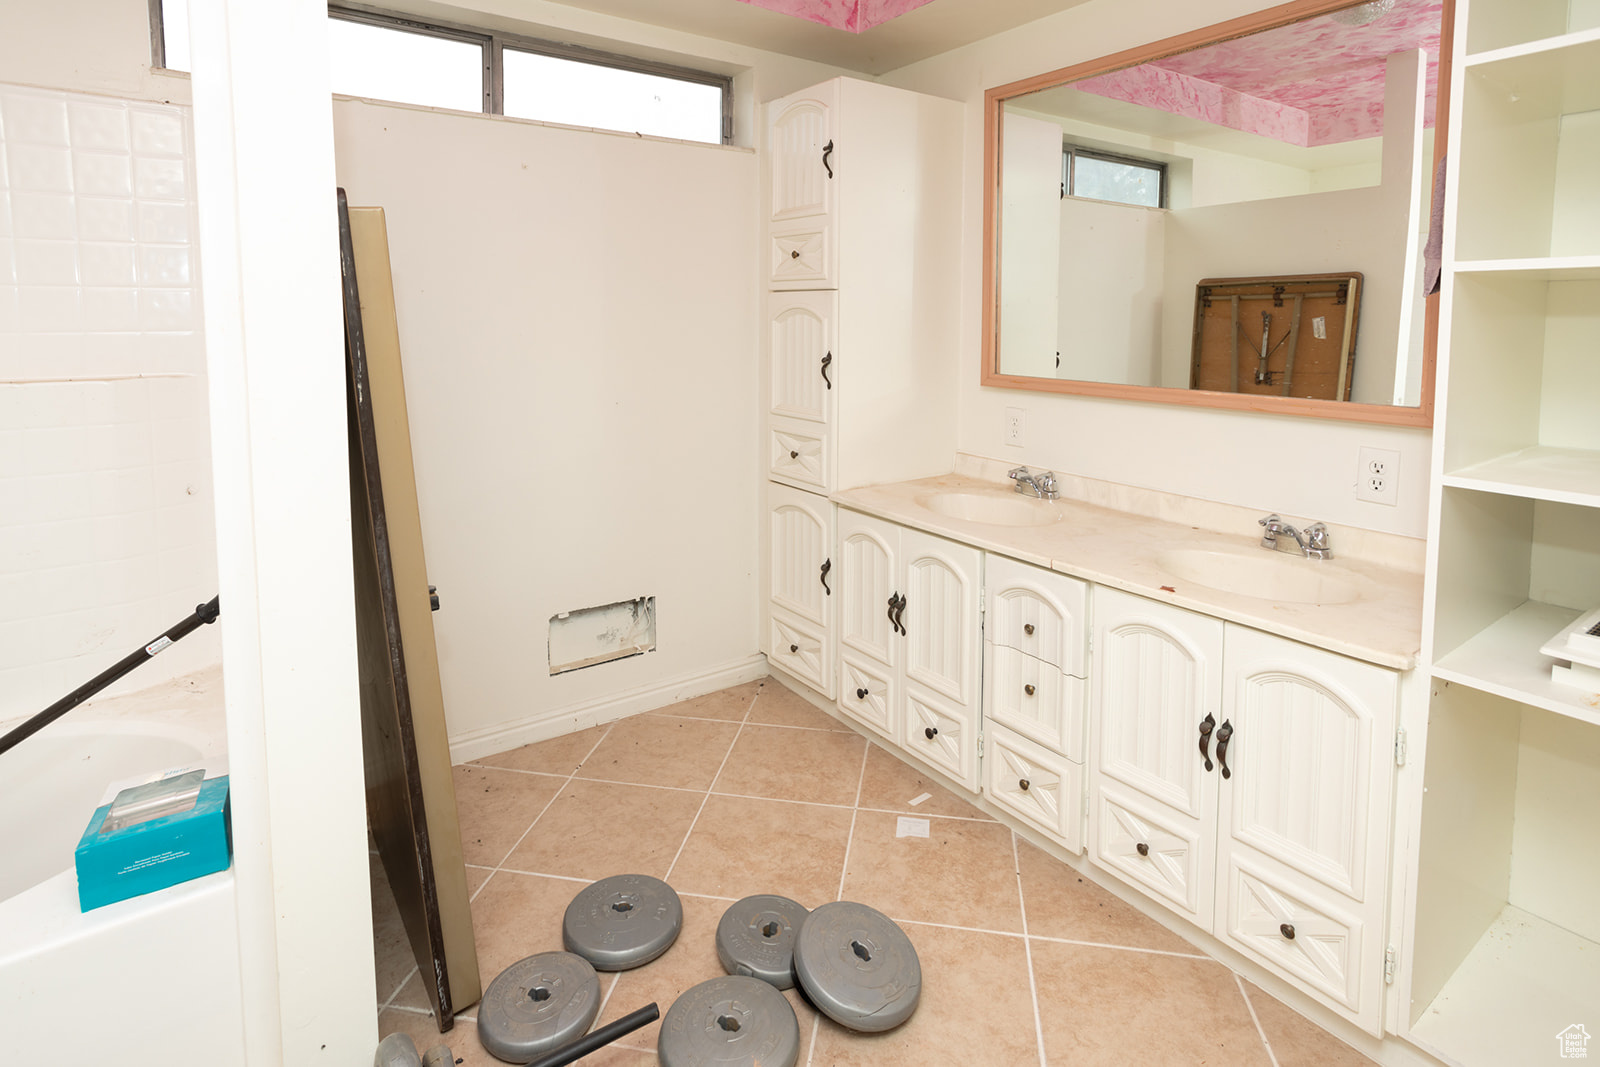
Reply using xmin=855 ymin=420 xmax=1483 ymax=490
xmin=373 ymin=677 xmax=1377 ymax=1066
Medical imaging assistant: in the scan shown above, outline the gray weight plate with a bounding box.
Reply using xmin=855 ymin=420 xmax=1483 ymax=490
xmin=563 ymin=873 xmax=684 ymax=971
xmin=373 ymin=1033 xmax=421 ymax=1067
xmin=715 ymin=894 xmax=809 ymax=990
xmin=476 ymin=951 xmax=601 ymax=1064
xmin=658 ymin=975 xmax=800 ymax=1067
xmin=792 ymin=900 xmax=922 ymax=1033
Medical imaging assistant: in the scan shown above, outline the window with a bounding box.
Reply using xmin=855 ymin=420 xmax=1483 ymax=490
xmin=1062 ymin=145 xmax=1166 ymax=208
xmin=149 ymin=2 xmax=733 ymax=145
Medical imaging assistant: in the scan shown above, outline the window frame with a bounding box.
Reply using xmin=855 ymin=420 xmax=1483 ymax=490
xmin=148 ymin=0 xmax=735 ymax=146
xmin=1062 ymin=143 xmax=1168 ymax=209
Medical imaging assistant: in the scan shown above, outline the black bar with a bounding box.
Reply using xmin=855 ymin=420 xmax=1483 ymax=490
xmin=522 ymin=1002 xmax=660 ymax=1067
xmin=0 ymin=597 xmax=221 ymax=759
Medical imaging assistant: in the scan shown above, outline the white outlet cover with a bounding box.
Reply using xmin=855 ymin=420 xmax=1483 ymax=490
xmin=1004 ymin=406 xmax=1026 ymax=447
xmin=1356 ymin=446 xmax=1400 ymax=505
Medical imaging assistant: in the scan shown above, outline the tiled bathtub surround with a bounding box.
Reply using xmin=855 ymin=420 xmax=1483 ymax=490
xmin=0 ymin=83 xmax=216 ymax=719
xmin=373 ymin=678 xmax=1377 ymax=1066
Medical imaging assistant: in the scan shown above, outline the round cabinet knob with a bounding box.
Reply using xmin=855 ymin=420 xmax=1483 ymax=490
xmin=1135 ymin=842 xmax=1150 ymax=857
xmin=1280 ymin=923 xmax=1296 ymax=941
xmin=1024 ymin=684 xmax=1036 ymax=696
xmin=856 ymin=687 xmax=868 ymax=699
xmin=1023 ymin=623 xmax=1035 ymax=636
xmin=1018 ymin=778 xmax=1030 ymax=791
xmin=790 ymin=250 xmax=800 ymax=259
xmin=789 ymin=644 xmax=799 ymax=653
xmin=924 ymin=726 xmax=938 ymax=740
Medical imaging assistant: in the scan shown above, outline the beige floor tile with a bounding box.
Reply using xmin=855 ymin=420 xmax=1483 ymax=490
xmin=806 ymin=922 xmax=1038 ymax=1066
xmin=378 ymin=1007 xmax=493 ymax=1067
xmin=713 ymin=724 xmax=866 ymax=807
xmin=668 ymin=794 xmax=854 ymax=905
xmin=1016 ymin=838 xmax=1199 ymax=954
xmin=839 ymin=810 xmax=1024 ymax=933
xmin=648 ymin=679 xmax=763 ymax=722
xmin=1031 ymin=939 xmax=1271 ymax=1066
xmin=579 ymin=714 xmax=741 ymax=790
xmin=854 ymin=741 xmax=994 ymax=821
xmin=747 ymin=680 xmax=855 ymax=732
xmin=452 ymin=764 xmax=566 ymax=868
xmin=472 ymin=724 xmax=609 ymax=776
xmin=1243 ymin=980 xmax=1377 ymax=1066
xmin=503 ymin=779 xmax=705 ymax=881
xmin=465 ymin=865 xmax=495 ymax=898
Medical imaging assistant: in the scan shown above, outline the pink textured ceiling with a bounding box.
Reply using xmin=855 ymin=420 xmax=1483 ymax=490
xmin=1076 ymin=0 xmax=1442 ymax=146
xmin=736 ymin=0 xmax=939 ymax=33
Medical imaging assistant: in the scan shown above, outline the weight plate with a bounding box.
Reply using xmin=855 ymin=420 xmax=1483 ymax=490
xmin=373 ymin=1033 xmax=421 ymax=1067
xmin=715 ymin=895 xmax=809 ymax=990
xmin=792 ymin=900 xmax=921 ymax=1033
xmin=657 ymin=975 xmax=800 ymax=1067
xmin=476 ymin=951 xmax=601 ymax=1064
xmin=563 ymin=873 xmax=684 ymax=971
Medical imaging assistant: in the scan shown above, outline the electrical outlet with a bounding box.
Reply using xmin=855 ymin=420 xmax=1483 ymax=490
xmin=1005 ymin=406 xmax=1026 ymax=447
xmin=1356 ymin=447 xmax=1400 ymax=506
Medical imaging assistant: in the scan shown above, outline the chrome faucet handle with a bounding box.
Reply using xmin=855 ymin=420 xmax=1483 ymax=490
xmin=1304 ymin=522 xmax=1333 ymax=559
xmin=1036 ymin=470 xmax=1059 ymax=498
xmin=1008 ymin=466 xmax=1030 ymax=480
xmin=1258 ymin=513 xmax=1283 ymax=549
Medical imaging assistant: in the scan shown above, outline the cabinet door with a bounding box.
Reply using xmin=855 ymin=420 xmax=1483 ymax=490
xmin=987 ymin=645 xmax=1084 ymax=760
xmin=768 ymin=82 xmax=836 ymax=224
xmin=899 ymin=527 xmax=982 ymax=712
xmin=768 ymin=291 xmax=836 ymax=425
xmin=768 ymin=483 xmax=833 ymax=630
xmin=986 ymin=554 xmax=1087 ymax=675
xmin=985 ymin=723 xmax=1083 ymax=852
xmin=903 ymin=687 xmax=977 ymax=790
xmin=836 ymin=510 xmax=898 ymax=669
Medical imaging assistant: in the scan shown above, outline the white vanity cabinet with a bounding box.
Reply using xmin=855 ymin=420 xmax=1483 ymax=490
xmin=766 ymin=482 xmax=835 ymax=698
xmin=1090 ymin=587 xmax=1399 ymax=1035
xmin=982 ymin=556 xmax=1089 ymax=850
xmin=836 ymin=508 xmax=982 ymax=789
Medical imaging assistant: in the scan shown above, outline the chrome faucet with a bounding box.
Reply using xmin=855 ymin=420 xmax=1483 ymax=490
xmin=1258 ymin=514 xmax=1333 ymax=560
xmin=1008 ymin=466 xmax=1060 ymax=499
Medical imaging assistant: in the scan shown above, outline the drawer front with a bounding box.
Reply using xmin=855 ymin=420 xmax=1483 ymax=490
xmin=986 ymin=555 xmax=1087 ymax=674
xmin=769 ymin=217 xmax=835 ymax=289
xmin=839 ymin=653 xmax=896 ymax=740
xmin=984 ymin=724 xmax=1083 ymax=852
xmin=902 ymin=686 xmax=977 ymax=791
xmin=769 ymin=420 xmax=829 ymax=491
xmin=986 ymin=644 xmax=1085 ymax=761
xmin=1092 ymin=782 xmax=1210 ymax=925
xmin=769 ymin=611 xmax=830 ymax=697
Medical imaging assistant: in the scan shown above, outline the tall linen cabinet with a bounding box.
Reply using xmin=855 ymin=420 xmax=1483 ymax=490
xmin=760 ymin=78 xmax=963 ymax=699
xmin=1397 ymin=0 xmax=1600 ymax=1063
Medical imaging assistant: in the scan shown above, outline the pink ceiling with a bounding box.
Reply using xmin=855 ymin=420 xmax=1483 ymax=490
xmin=735 ymin=0 xmax=939 ymax=33
xmin=1073 ymin=0 xmax=1442 ymax=147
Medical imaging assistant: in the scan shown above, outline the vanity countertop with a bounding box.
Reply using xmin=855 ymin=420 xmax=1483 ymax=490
xmin=833 ymin=471 xmax=1424 ymax=670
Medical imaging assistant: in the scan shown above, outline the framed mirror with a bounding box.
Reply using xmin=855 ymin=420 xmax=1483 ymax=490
xmin=982 ymin=0 xmax=1453 ymax=426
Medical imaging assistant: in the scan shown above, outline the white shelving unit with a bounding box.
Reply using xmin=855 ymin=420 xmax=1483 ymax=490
xmin=1405 ymin=2 xmax=1600 ymax=1062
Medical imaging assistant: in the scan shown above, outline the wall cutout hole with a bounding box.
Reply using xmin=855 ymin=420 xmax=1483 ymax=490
xmin=549 ymin=596 xmax=657 ymax=675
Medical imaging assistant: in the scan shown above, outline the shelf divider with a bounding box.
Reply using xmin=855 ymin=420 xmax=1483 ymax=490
xmin=1431 ymin=600 xmax=1600 ymax=727
xmin=1442 ymin=446 xmax=1600 ymax=506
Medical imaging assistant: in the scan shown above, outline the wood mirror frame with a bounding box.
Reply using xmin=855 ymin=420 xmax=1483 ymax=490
xmin=981 ymin=0 xmax=1454 ymax=426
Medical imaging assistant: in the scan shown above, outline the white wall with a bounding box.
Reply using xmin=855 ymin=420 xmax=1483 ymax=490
xmin=885 ymin=0 xmax=1434 ymax=538
xmin=1058 ymin=197 xmax=1164 ymax=385
xmin=332 ymin=99 xmax=763 ymax=744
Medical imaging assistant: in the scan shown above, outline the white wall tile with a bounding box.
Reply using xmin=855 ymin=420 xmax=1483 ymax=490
xmin=74 ymin=152 xmax=133 ymax=197
xmin=18 ymin=288 xmax=81 ymax=332
xmin=81 ymin=287 xmax=139 ymax=331
xmin=77 ymin=197 xmax=134 ymax=241
xmin=0 ymin=189 xmax=11 ymax=235
xmin=13 ymin=238 xmax=77 ymax=285
xmin=10 ymin=191 xmax=75 ymax=239
xmin=80 ymin=332 xmax=141 ymax=377
xmin=68 ymin=101 xmax=131 ymax=152
xmin=137 ymin=244 xmax=189 ymax=286
xmin=0 ymin=241 xmax=13 ymax=285
xmin=129 ymin=109 xmax=185 ymax=158
xmin=137 ymin=288 xmax=193 ymax=331
xmin=137 ymin=201 xmax=188 ymax=243
xmin=1 ymin=93 xmax=70 ymax=147
xmin=133 ymin=156 xmax=185 ymax=200
xmin=79 ymin=241 xmax=136 ymax=286
xmin=8 ymin=143 xmax=73 ymax=193
xmin=23 ymin=471 xmax=96 ymax=523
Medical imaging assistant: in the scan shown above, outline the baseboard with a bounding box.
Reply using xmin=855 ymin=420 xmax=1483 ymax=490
xmin=447 ymin=654 xmax=770 ymax=765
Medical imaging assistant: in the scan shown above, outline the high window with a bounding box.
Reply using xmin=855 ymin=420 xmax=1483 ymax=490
xmin=1062 ymin=144 xmax=1167 ymax=208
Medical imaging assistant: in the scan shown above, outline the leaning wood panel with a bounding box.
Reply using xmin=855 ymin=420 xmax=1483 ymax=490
xmin=1190 ymin=273 xmax=1362 ymax=401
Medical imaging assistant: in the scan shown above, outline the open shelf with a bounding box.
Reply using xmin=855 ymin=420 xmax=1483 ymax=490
xmin=1431 ymin=600 xmax=1600 ymax=726
xmin=1464 ymin=25 xmax=1600 ymax=82
xmin=1453 ymin=255 xmax=1600 ymax=281
xmin=1463 ymin=0 xmax=1600 ymax=55
xmin=1442 ymin=446 xmax=1600 ymax=506
xmin=1411 ymin=907 xmax=1600 ymax=1067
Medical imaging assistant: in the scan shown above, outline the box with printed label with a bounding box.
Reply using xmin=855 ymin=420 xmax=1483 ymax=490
xmin=74 ymin=773 xmax=232 ymax=912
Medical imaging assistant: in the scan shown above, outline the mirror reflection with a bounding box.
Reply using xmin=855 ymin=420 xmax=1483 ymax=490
xmin=994 ymin=0 xmax=1444 ymax=410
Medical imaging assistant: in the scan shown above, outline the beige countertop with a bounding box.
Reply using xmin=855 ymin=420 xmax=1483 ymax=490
xmin=832 ymin=462 xmax=1425 ymax=671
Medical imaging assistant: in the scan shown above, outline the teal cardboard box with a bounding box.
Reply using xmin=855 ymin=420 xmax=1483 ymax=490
xmin=74 ymin=773 xmax=232 ymax=912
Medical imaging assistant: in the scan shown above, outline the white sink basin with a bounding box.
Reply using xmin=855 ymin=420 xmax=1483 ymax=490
xmin=1156 ymin=548 xmax=1363 ymax=606
xmin=917 ymin=490 xmax=1063 ymax=527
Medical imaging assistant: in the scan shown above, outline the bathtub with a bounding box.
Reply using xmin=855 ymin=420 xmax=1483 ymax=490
xmin=0 ymin=672 xmax=247 ymax=1065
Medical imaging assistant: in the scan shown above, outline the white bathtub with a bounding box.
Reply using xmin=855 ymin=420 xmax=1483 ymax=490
xmin=0 ymin=673 xmax=247 ymax=1066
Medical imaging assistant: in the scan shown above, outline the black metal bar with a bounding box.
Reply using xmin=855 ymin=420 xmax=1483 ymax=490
xmin=0 ymin=597 xmax=220 ymax=759
xmin=522 ymin=1002 xmax=660 ymax=1067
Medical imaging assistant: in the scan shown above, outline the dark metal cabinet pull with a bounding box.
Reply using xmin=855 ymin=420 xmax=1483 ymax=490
xmin=819 ymin=558 xmax=831 ymax=595
xmin=790 ymin=249 xmax=800 ymax=259
xmin=428 ymin=584 xmax=440 ymax=611
xmin=1215 ymin=720 xmax=1234 ymax=779
xmin=856 ymin=687 xmax=868 ymax=700
xmin=1136 ymin=842 xmax=1150 ymax=857
xmin=887 ymin=593 xmax=906 ymax=635
xmin=1198 ymin=713 xmax=1216 ymax=772
xmin=1024 ymin=684 xmax=1035 ymax=697
xmin=1023 ymin=623 xmax=1034 ymax=636
xmin=822 ymin=139 xmax=834 ymax=178
xmin=789 ymin=644 xmax=798 ymax=653
xmin=1018 ymin=778 xmax=1030 ymax=791
xmin=887 ymin=593 xmax=900 ymax=635
xmin=924 ymin=726 xmax=937 ymax=740
xmin=820 ymin=352 xmax=832 ymax=389
xmin=1280 ymin=923 xmax=1296 ymax=941
xmin=789 ymin=450 xmax=799 ymax=459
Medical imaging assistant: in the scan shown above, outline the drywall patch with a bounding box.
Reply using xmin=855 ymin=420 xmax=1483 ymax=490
xmin=550 ymin=597 xmax=657 ymax=675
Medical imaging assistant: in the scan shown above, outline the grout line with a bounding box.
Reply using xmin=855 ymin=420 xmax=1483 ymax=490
xmin=592 ymin=972 xmax=623 ymax=1036
xmin=641 ymin=711 xmax=851 ymax=734
xmin=1023 ymin=931 xmax=1215 ymax=960
xmin=805 ymin=1013 xmax=822 ymax=1067
xmin=380 ymin=964 xmax=419 ymax=1011
xmin=662 ymin=687 xmax=761 ymax=881
xmin=855 ymin=803 xmax=995 ymax=824
xmin=1012 ymin=831 xmax=1050 ymax=1067
xmin=481 ymin=722 xmax=617 ymax=878
xmin=894 ymin=916 xmax=1028 ymax=939
xmin=1235 ymin=972 xmax=1281 ymax=1067
xmin=834 ymin=741 xmax=873 ymax=900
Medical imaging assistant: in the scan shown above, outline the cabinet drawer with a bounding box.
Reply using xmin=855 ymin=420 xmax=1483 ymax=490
xmin=986 ymin=644 xmax=1085 ymax=761
xmin=902 ymin=687 xmax=977 ymax=790
xmin=769 ymin=419 xmax=829 ymax=491
xmin=1092 ymin=783 xmax=1209 ymax=924
xmin=769 ymin=611 xmax=830 ymax=697
xmin=986 ymin=556 xmax=1087 ymax=673
xmin=769 ymin=217 xmax=836 ymax=289
xmin=984 ymin=724 xmax=1083 ymax=853
xmin=839 ymin=653 xmax=896 ymax=739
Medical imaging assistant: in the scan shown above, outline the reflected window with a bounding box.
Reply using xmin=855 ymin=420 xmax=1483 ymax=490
xmin=1063 ymin=145 xmax=1166 ymax=208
